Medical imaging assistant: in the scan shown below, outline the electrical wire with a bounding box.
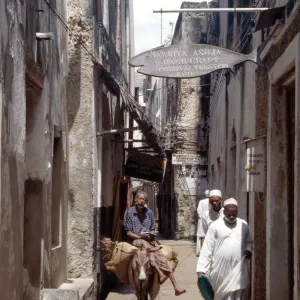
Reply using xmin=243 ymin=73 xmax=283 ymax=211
xmin=138 ymin=82 xmax=210 ymax=97
xmin=44 ymin=0 xmax=171 ymax=152
xmin=43 ymin=0 xmax=266 ymax=150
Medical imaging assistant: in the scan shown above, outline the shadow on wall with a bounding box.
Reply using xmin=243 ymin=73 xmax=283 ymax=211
xmin=67 ymin=43 xmax=82 ymax=129
xmin=23 ymin=179 xmax=43 ymax=297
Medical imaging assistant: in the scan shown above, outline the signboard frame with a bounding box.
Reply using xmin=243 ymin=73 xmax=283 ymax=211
xmin=124 ymin=151 xmax=167 ymax=183
xmin=172 ymin=153 xmax=207 ymax=165
xmin=129 ymin=39 xmax=260 ymax=79
xmin=241 ymin=137 xmax=266 ymax=193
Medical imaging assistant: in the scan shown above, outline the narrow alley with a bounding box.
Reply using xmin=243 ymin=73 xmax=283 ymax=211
xmin=107 ymin=238 xmax=203 ymax=300
xmin=1 ymin=0 xmax=300 ymax=299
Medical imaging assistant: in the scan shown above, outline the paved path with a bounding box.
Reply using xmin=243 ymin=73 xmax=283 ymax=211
xmin=107 ymin=238 xmax=203 ymax=299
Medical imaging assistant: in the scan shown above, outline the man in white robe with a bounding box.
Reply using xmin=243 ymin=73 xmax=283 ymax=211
xmin=198 ymin=190 xmax=224 ymax=246
xmin=196 ymin=198 xmax=253 ymax=300
xmin=196 ymin=189 xmax=210 ymax=255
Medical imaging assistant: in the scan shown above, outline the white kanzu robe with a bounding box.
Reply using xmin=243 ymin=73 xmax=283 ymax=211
xmin=197 ymin=218 xmax=253 ymax=300
xmin=196 ymin=198 xmax=210 ymax=255
xmin=198 ymin=208 xmax=224 ymax=238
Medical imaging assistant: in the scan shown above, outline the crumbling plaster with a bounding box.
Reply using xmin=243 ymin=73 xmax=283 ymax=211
xmin=67 ymin=0 xmax=94 ymax=278
xmin=0 ymin=1 xmax=26 ymax=299
xmin=170 ymin=2 xmax=208 ymax=239
xmin=67 ymin=0 xmax=132 ymax=284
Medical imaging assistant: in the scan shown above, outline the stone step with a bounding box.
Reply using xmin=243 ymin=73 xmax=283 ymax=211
xmin=43 ymin=289 xmax=80 ymax=300
xmin=43 ymin=279 xmax=94 ymax=300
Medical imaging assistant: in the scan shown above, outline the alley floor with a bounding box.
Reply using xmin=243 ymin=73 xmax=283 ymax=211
xmin=107 ymin=238 xmax=203 ymax=299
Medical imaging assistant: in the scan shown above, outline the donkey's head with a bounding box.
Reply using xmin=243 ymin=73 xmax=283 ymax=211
xmin=133 ymin=250 xmax=150 ymax=281
xmin=127 ymin=245 xmax=162 ymax=299
xmin=132 ymin=246 xmax=162 ymax=280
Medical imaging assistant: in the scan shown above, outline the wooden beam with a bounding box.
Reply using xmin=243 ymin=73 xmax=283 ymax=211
xmin=125 ymin=149 xmax=157 ymax=153
xmin=117 ymin=139 xmax=145 ymax=143
xmin=97 ymin=126 xmax=139 ymax=136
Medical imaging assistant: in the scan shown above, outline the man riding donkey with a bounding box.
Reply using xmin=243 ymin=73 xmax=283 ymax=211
xmin=124 ymin=191 xmax=186 ymax=296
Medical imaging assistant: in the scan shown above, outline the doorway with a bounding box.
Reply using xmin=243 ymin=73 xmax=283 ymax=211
xmin=51 ymin=132 xmax=63 ymax=248
xmin=23 ymin=88 xmax=43 ymax=291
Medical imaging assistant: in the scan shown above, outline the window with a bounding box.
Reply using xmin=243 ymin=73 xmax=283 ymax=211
xmin=95 ymin=0 xmax=103 ymax=23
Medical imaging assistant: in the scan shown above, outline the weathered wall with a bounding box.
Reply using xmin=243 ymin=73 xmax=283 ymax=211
xmin=145 ymin=2 xmax=210 ymax=239
xmin=171 ymin=2 xmax=208 ymax=239
xmin=146 ymin=78 xmax=168 ymax=134
xmin=208 ymin=77 xmax=226 ymax=191
xmin=1 ymin=0 xmax=69 ymax=299
xmin=206 ymin=2 xmax=270 ymax=299
xmin=67 ymin=0 xmax=95 ymax=279
xmin=260 ymin=4 xmax=300 ymax=297
xmin=209 ymin=63 xmax=258 ymax=219
xmin=0 ymin=1 xmax=26 ymax=299
xmin=207 ymin=1 xmax=300 ymax=299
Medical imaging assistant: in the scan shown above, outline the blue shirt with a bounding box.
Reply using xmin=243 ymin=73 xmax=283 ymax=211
xmin=124 ymin=206 xmax=155 ymax=236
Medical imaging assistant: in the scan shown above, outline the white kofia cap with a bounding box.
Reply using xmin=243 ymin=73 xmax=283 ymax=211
xmin=224 ymin=198 xmax=238 ymax=207
xmin=205 ymin=190 xmax=210 ymax=197
xmin=209 ymin=189 xmax=222 ymax=198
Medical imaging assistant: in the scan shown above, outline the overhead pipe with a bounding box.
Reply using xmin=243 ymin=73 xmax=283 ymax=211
xmin=153 ymin=8 xmax=269 ymax=13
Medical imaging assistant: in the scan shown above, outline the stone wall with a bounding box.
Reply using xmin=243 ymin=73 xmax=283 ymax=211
xmin=67 ymin=0 xmax=94 ymax=279
xmin=167 ymin=2 xmax=209 ymax=239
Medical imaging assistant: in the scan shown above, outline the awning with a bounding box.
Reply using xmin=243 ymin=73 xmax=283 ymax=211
xmin=121 ymin=89 xmax=166 ymax=157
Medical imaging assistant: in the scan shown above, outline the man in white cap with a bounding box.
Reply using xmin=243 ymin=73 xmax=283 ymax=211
xmin=198 ymin=189 xmax=224 ymax=248
xmin=196 ymin=189 xmax=210 ymax=256
xmin=196 ymin=198 xmax=253 ymax=300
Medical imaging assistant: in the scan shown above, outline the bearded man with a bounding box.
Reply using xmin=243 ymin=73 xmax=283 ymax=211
xmin=196 ymin=198 xmax=253 ymax=300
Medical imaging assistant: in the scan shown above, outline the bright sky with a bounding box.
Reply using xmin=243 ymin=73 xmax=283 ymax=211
xmin=133 ymin=0 xmax=201 ymax=55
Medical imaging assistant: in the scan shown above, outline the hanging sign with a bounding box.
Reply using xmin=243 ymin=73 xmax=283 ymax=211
xmin=241 ymin=138 xmax=266 ymax=192
xmin=129 ymin=39 xmax=262 ymax=79
xmin=124 ymin=152 xmax=167 ymax=182
xmin=172 ymin=153 xmax=207 ymax=165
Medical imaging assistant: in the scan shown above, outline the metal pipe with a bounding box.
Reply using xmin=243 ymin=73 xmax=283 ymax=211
xmin=153 ymin=8 xmax=269 ymax=13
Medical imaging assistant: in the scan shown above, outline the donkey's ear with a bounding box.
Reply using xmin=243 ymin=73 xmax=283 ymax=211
xmin=147 ymin=246 xmax=162 ymax=253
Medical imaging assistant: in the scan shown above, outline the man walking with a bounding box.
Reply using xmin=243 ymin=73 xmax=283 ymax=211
xmin=196 ymin=198 xmax=252 ymax=299
xmin=196 ymin=189 xmax=210 ymax=255
xmin=198 ymin=189 xmax=223 ymax=248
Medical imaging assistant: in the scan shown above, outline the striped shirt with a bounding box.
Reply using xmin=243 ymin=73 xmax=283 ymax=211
xmin=124 ymin=206 xmax=155 ymax=236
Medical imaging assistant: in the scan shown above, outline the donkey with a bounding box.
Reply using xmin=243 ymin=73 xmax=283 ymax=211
xmin=127 ymin=245 xmax=162 ymax=300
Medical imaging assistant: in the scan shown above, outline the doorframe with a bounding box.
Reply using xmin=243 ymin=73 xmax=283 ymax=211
xmin=267 ymin=32 xmax=300 ymax=300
